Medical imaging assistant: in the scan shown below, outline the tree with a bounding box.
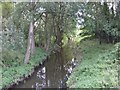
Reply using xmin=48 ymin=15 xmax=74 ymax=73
xmin=77 ymin=2 xmax=120 ymax=44
xmin=24 ymin=1 xmax=35 ymax=64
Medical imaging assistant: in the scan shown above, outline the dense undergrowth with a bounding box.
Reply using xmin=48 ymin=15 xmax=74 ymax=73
xmin=67 ymin=39 xmax=120 ymax=88
xmin=1 ymin=48 xmax=47 ymax=89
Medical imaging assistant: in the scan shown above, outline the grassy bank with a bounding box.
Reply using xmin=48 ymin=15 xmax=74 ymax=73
xmin=1 ymin=48 xmax=47 ymax=89
xmin=67 ymin=39 xmax=119 ymax=88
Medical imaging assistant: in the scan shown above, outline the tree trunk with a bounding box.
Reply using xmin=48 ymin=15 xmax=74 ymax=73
xmin=95 ymin=3 xmax=102 ymax=44
xmin=31 ymin=21 xmax=35 ymax=54
xmin=24 ymin=0 xmax=36 ymax=64
xmin=24 ymin=21 xmax=35 ymax=64
xmin=44 ymin=14 xmax=49 ymax=51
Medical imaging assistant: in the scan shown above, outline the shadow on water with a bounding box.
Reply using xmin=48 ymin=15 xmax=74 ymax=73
xmin=9 ymin=46 xmax=78 ymax=89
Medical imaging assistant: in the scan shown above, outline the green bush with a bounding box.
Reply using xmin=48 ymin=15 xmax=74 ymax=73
xmin=114 ymin=42 xmax=120 ymax=61
xmin=2 ymin=49 xmax=24 ymax=67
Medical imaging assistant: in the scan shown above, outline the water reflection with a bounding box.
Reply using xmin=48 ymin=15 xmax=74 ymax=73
xmin=11 ymin=46 xmax=78 ymax=89
xmin=34 ymin=50 xmax=78 ymax=89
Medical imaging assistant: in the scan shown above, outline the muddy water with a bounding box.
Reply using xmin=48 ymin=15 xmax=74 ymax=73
xmin=10 ymin=46 xmax=78 ymax=89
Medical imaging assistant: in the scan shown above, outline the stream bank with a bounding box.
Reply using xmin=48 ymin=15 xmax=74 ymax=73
xmin=67 ymin=39 xmax=119 ymax=88
xmin=2 ymin=48 xmax=48 ymax=90
xmin=3 ymin=45 xmax=78 ymax=89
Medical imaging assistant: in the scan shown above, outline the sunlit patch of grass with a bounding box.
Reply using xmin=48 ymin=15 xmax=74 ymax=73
xmin=67 ymin=39 xmax=119 ymax=88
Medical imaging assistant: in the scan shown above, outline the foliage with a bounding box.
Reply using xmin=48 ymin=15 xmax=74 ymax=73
xmin=2 ymin=49 xmax=24 ymax=67
xmin=1 ymin=2 xmax=13 ymax=18
xmin=1 ymin=48 xmax=47 ymax=88
xmin=77 ymin=2 xmax=120 ymax=44
xmin=67 ymin=39 xmax=119 ymax=88
xmin=1 ymin=2 xmax=79 ymax=88
xmin=112 ymin=42 xmax=120 ymax=61
xmin=1 ymin=1 xmax=120 ymax=89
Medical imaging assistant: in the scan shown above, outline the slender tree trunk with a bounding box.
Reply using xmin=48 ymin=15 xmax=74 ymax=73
xmin=24 ymin=0 xmax=36 ymax=64
xmin=95 ymin=3 xmax=102 ymax=44
xmin=45 ymin=14 xmax=47 ymax=51
xmin=56 ymin=2 xmax=64 ymax=47
xmin=46 ymin=15 xmax=50 ymax=51
xmin=24 ymin=22 xmax=34 ymax=64
xmin=39 ymin=19 xmax=42 ymax=47
xmin=44 ymin=14 xmax=49 ymax=51
xmin=24 ymin=42 xmax=31 ymax=64
xmin=31 ymin=21 xmax=35 ymax=54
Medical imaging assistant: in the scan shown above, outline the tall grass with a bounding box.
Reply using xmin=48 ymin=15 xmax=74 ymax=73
xmin=67 ymin=39 xmax=119 ymax=88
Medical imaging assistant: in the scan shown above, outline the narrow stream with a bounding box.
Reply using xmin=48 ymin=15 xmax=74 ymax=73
xmin=9 ymin=46 xmax=78 ymax=89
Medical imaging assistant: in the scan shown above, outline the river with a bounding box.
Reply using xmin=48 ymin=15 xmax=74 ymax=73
xmin=8 ymin=46 xmax=78 ymax=89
